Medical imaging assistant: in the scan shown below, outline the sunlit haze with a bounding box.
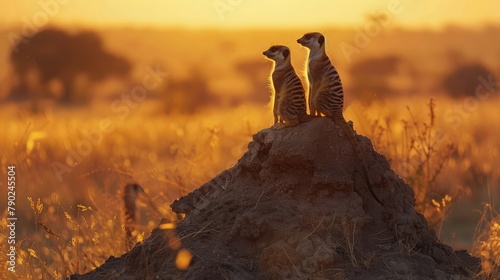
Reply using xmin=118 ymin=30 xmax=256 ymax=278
xmin=1 ymin=0 xmax=499 ymax=29
xmin=1 ymin=0 xmax=500 ymax=278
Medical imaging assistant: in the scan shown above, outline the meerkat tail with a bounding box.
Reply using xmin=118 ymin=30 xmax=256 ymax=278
xmin=329 ymin=116 xmax=384 ymax=206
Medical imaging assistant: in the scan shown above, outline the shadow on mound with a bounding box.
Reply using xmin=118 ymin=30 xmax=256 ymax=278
xmin=70 ymin=117 xmax=479 ymax=280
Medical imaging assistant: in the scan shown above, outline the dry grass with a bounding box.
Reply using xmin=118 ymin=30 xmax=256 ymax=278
xmin=0 ymin=23 xmax=499 ymax=278
xmin=0 ymin=102 xmax=270 ymax=279
xmin=356 ymin=97 xmax=500 ymax=277
xmin=340 ymin=217 xmax=359 ymax=268
xmin=472 ymin=184 xmax=500 ymax=279
xmin=0 ymin=95 xmax=499 ymax=278
xmin=366 ymin=99 xmax=456 ymax=227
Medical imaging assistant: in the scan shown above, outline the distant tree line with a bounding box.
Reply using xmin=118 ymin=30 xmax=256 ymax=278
xmin=7 ymin=28 xmax=497 ymax=113
xmin=9 ymin=28 xmax=131 ymax=104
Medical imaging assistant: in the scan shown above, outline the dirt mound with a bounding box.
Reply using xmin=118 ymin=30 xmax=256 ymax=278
xmin=70 ymin=117 xmax=479 ymax=279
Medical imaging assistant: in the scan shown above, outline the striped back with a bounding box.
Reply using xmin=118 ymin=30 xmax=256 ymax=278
xmin=309 ymin=53 xmax=344 ymax=120
xmin=272 ymin=64 xmax=307 ymax=120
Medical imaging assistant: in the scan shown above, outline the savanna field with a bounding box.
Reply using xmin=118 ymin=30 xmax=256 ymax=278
xmin=0 ymin=24 xmax=500 ymax=278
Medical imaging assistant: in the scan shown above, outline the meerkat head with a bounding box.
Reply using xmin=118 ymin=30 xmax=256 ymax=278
xmin=297 ymin=32 xmax=325 ymax=53
xmin=124 ymin=183 xmax=144 ymax=203
xmin=263 ymin=45 xmax=291 ymax=66
xmin=126 ymin=183 xmax=144 ymax=194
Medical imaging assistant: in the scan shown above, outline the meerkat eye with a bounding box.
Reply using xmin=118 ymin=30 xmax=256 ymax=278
xmin=305 ymin=34 xmax=312 ymax=40
xmin=270 ymin=47 xmax=277 ymax=52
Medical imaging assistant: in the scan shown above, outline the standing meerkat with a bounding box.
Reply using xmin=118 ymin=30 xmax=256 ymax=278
xmin=263 ymin=45 xmax=312 ymax=129
xmin=297 ymin=32 xmax=384 ymax=206
xmin=123 ymin=183 xmax=144 ymax=249
xmin=121 ymin=183 xmax=164 ymax=249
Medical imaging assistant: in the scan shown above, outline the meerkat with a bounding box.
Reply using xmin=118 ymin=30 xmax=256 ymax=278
xmin=123 ymin=183 xmax=144 ymax=249
xmin=122 ymin=183 xmax=164 ymax=249
xmin=263 ymin=45 xmax=312 ymax=129
xmin=297 ymin=32 xmax=384 ymax=206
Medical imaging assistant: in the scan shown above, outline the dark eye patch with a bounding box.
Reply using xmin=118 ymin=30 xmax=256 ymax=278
xmin=305 ymin=34 xmax=311 ymax=40
xmin=318 ymin=35 xmax=325 ymax=46
xmin=270 ymin=47 xmax=277 ymax=52
xmin=283 ymin=48 xmax=290 ymax=59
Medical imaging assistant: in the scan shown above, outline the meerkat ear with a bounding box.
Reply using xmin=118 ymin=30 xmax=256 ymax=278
xmin=283 ymin=48 xmax=290 ymax=59
xmin=318 ymin=35 xmax=325 ymax=46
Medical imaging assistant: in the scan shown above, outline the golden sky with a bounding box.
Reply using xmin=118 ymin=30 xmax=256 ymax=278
xmin=0 ymin=0 xmax=499 ymax=29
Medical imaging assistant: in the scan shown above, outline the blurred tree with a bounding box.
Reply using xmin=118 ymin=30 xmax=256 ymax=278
xmin=164 ymin=67 xmax=219 ymax=114
xmin=9 ymin=28 xmax=131 ymax=104
xmin=442 ymin=63 xmax=496 ymax=98
xmin=349 ymin=55 xmax=416 ymax=101
xmin=234 ymin=59 xmax=270 ymax=104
